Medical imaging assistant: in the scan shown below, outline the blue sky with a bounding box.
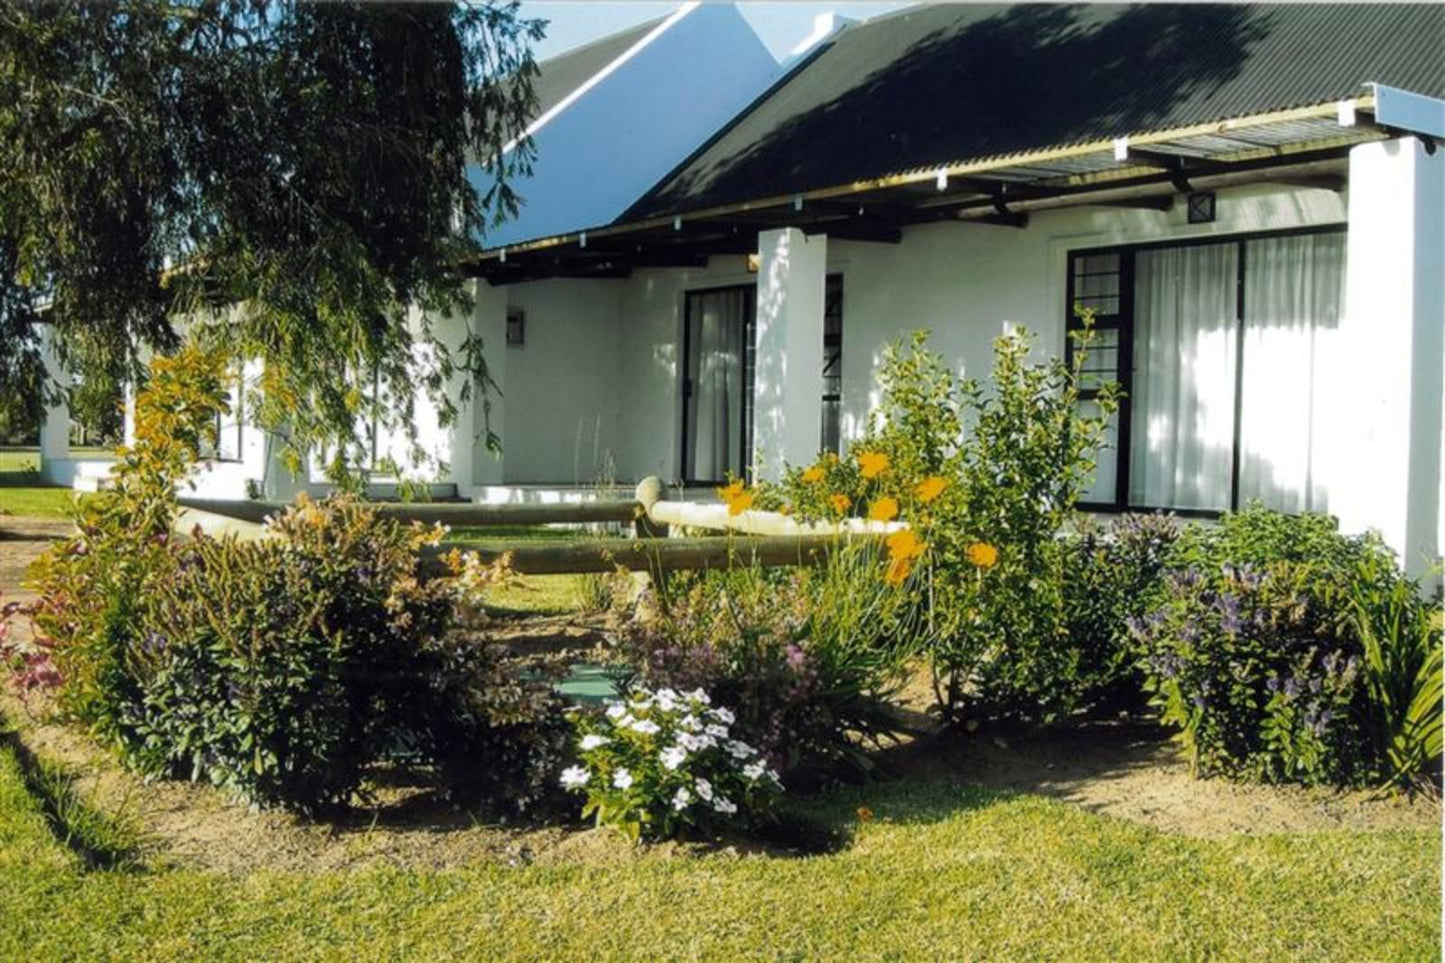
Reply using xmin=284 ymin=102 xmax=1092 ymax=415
xmin=520 ymin=2 xmax=912 ymax=61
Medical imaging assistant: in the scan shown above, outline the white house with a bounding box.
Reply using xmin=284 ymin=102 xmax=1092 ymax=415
xmin=37 ymin=3 xmax=1445 ymax=576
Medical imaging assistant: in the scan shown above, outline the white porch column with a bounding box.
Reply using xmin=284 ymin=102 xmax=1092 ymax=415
xmin=37 ymin=325 xmax=70 ymax=477
xmin=1328 ymin=136 xmax=1443 ymax=579
xmin=752 ymin=227 xmax=827 ymax=480
xmin=470 ymin=279 xmax=509 ymax=488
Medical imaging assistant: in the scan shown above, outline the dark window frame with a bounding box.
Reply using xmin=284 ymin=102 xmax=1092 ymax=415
xmin=1066 ymin=223 xmax=1346 ymax=517
xmin=821 ymin=272 xmax=844 ymax=455
xmin=679 ymin=282 xmax=757 ymax=486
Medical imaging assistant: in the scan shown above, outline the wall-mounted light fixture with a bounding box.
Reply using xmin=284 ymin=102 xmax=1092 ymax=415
xmin=1187 ymin=191 xmax=1217 ymax=224
xmin=745 ymin=253 xmax=760 ymax=274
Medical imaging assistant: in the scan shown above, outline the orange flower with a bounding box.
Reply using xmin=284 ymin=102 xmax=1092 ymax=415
xmin=801 ymin=465 xmax=826 ymax=484
xmin=726 ymin=491 xmax=754 ymax=516
xmin=915 ymin=475 xmax=948 ymax=504
xmin=856 ymin=806 xmax=874 ymax=823
xmin=829 ymin=493 xmax=851 ymax=515
xmin=967 ymin=542 xmax=999 ymax=569
xmin=885 ymin=556 xmax=913 ymax=585
xmin=857 ymin=451 xmax=889 ymax=479
xmin=849 ymin=451 xmax=884 ymax=477
xmin=716 ymin=479 xmax=745 ymax=503
xmin=867 ymin=496 xmax=899 ymax=522
xmin=886 ymin=528 xmax=927 ymax=562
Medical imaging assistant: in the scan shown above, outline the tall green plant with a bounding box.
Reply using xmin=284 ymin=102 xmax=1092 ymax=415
xmin=1348 ymin=560 xmax=1443 ymax=792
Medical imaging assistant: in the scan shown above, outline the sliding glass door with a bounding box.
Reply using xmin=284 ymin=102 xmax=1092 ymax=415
xmin=682 ymin=286 xmax=755 ymax=483
xmin=1068 ymin=227 xmax=1345 ymax=515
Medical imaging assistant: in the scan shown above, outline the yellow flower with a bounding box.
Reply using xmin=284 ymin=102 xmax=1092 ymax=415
xmin=885 ymin=556 xmax=913 ymax=585
xmin=967 ymin=542 xmax=999 ymax=569
xmin=716 ymin=479 xmax=745 ymax=502
xmin=886 ymin=528 xmax=927 ymax=562
xmin=801 ymin=465 xmax=826 ymax=484
xmin=867 ymin=496 xmax=899 ymax=522
xmin=857 ymin=451 xmax=889 ymax=479
xmin=726 ymin=491 xmax=754 ymax=516
xmin=915 ymin=476 xmax=949 ymax=504
xmin=829 ymin=493 xmax=851 ymax=515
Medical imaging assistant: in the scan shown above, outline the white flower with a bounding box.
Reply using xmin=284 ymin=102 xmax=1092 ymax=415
xmin=743 ymin=761 xmax=766 ymax=781
xmin=712 ymin=796 xmax=738 ymax=815
xmin=579 ymin=734 xmax=610 ymax=751
xmin=630 ymin=718 xmax=661 ymax=736
xmin=688 ymin=688 xmax=711 ymax=706
xmin=679 ymin=732 xmax=716 ymax=752
xmin=672 ymin=787 xmax=692 ymax=810
xmin=612 ymin=768 xmax=634 ymax=789
xmin=655 ymin=688 xmax=679 ymax=711
xmin=725 ymin=739 xmax=755 ymax=759
xmin=559 ymin=765 xmax=590 ymax=789
xmin=767 ymin=768 xmax=782 ymax=786
xmin=694 ymin=777 xmax=714 ymax=802
xmin=605 ymin=703 xmax=627 ymax=720
xmin=704 ymin=723 xmax=729 ymax=739
xmin=710 ymin=706 xmax=736 ymax=725
xmin=660 ymin=745 xmax=687 ymax=770
xmin=679 ymin=714 xmax=704 ymax=732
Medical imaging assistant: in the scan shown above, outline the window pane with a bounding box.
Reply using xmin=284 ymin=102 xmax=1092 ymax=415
xmin=1073 ymin=253 xmax=1122 ymax=318
xmin=1237 ymin=233 xmax=1344 ymax=513
xmin=821 ymin=275 xmax=843 ymax=454
xmin=1128 ymin=243 xmax=1238 ymax=511
xmin=1077 ymin=398 xmax=1119 ymax=504
xmin=685 ymin=288 xmax=753 ymax=481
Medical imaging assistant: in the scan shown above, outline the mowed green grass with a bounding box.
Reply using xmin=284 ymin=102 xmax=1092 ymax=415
xmin=0 ymin=484 xmax=87 ymax=519
xmin=0 ymin=740 xmax=1437 ymax=961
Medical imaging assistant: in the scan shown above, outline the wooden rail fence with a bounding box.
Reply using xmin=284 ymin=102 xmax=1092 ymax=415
xmin=175 ymin=475 xmax=897 ymax=576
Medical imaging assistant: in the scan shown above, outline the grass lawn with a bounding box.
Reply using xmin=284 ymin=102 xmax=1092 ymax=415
xmin=0 ymin=484 xmax=87 ymax=519
xmin=1 ymin=739 xmax=1438 ymax=960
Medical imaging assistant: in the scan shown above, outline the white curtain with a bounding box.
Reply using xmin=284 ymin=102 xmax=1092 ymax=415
xmin=687 ymin=289 xmax=746 ymax=480
xmin=1129 ymin=243 xmax=1239 ymax=511
xmin=1237 ymin=233 xmax=1345 ymax=513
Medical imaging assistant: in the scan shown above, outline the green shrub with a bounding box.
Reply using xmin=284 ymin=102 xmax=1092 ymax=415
xmin=613 ymin=548 xmax=911 ymax=776
xmin=15 ymin=347 xmax=569 ymax=814
xmin=562 ymin=686 xmax=782 ymax=841
xmin=770 ymin=326 xmax=1117 ymax=725
xmin=1136 ymin=561 xmax=1367 ymax=784
xmin=1137 ymin=506 xmax=1441 ymax=788
xmin=1061 ymin=513 xmax=1180 ymax=714
xmin=25 ymin=346 xmax=232 ymax=743
xmin=126 ymin=496 xmax=454 ymax=811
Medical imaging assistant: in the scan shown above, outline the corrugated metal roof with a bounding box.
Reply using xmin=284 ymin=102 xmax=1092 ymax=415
xmin=630 ymin=3 xmax=1445 ymax=219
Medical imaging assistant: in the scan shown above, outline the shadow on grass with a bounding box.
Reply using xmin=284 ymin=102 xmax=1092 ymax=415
xmin=0 ymin=728 xmax=146 ymax=871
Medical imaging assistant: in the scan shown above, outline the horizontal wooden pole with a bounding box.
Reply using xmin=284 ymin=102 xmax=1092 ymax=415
xmin=423 ymin=534 xmax=876 ymax=577
xmin=177 ymin=497 xmax=643 ymax=527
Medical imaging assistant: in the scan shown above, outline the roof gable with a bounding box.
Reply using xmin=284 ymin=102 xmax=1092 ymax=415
xmin=479 ymin=3 xmax=781 ymax=249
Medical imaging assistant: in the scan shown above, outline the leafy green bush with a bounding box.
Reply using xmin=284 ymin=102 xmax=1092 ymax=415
xmin=1137 ymin=506 xmax=1442 ymax=788
xmin=769 ymin=326 xmax=1117 ymax=725
xmin=1061 ymin=513 xmax=1180 ymax=713
xmin=15 ymin=347 xmax=569 ymax=814
xmin=25 ymin=346 xmax=232 ymax=743
xmin=125 ymin=496 xmax=454 ymax=811
xmin=612 ymin=549 xmax=910 ymax=776
xmin=562 ymin=687 xmax=782 ymax=841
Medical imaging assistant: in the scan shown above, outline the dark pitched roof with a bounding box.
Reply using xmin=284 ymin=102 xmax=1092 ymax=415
xmin=531 ymin=16 xmax=666 ymax=120
xmin=630 ymin=3 xmax=1445 ymax=219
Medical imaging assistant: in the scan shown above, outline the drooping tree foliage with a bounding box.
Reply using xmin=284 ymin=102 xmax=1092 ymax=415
xmin=0 ymin=1 xmax=542 ymax=480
